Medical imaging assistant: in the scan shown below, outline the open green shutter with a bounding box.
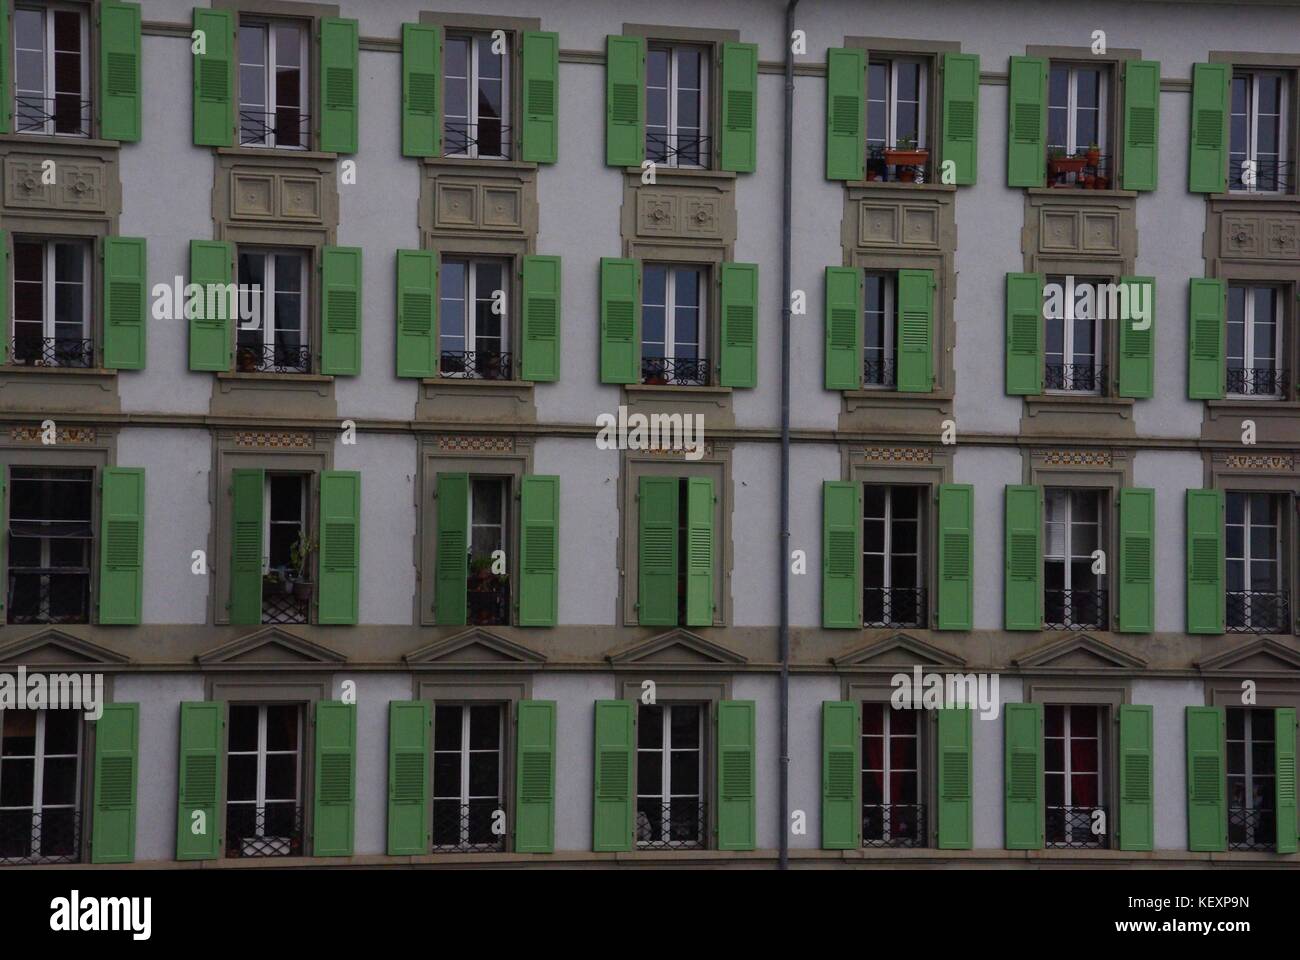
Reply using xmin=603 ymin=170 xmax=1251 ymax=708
xmin=605 ymin=35 xmax=644 ymax=167
xmin=1007 ymin=56 xmax=1046 ymax=187
xmin=637 ymin=476 xmax=678 ymax=626
xmin=188 ymin=240 xmax=233 ymax=372
xmin=318 ymin=471 xmax=360 ymax=625
xmin=1188 ymin=278 xmax=1226 ymax=400
xmin=401 ymin=23 xmax=440 ymax=157
xmin=176 ymin=701 xmax=223 ymax=861
xmin=521 ymin=31 xmax=559 ymax=163
xmin=720 ymin=41 xmax=758 ymax=173
xmin=896 ymin=268 xmax=934 ymax=393
xmin=1118 ymin=276 xmax=1155 ymax=398
xmin=98 ymin=467 xmax=145 ymax=625
xmin=600 ymin=257 xmax=640 ymax=383
xmin=386 ymin=700 xmax=429 ymax=855
xmin=229 ymin=468 xmax=264 ymax=626
xmin=521 ymin=254 xmax=561 ymax=382
xmin=192 ymin=8 xmax=234 ymax=146
xmin=1186 ymin=489 xmax=1225 ymax=634
xmin=821 ymin=701 xmax=860 ymax=849
xmin=937 ymin=483 xmax=974 ymax=631
xmin=824 ymin=266 xmax=862 ymax=390
xmin=941 ymin=53 xmax=979 ymax=185
xmin=434 ymin=472 xmax=468 ymax=626
xmin=822 ymin=480 xmax=861 ymax=628
xmin=1118 ymin=488 xmax=1155 ymax=633
xmin=1117 ymin=704 xmax=1154 ymax=851
xmin=1004 ymin=701 xmax=1043 ymax=849
xmin=684 ymin=476 xmax=714 ymax=627
xmin=719 ymin=261 xmax=757 ymax=388
xmin=1005 ymin=272 xmax=1043 ymax=395
xmin=319 ymin=18 xmax=359 ymax=154
xmin=1122 ymin=60 xmax=1160 ymax=191
xmin=91 ymin=702 xmax=138 ymax=863
xmin=516 ymin=700 xmax=557 ymax=853
xmin=826 ymin=48 xmax=865 ymax=181
xmin=321 ymin=246 xmax=362 ymax=376
xmin=1186 ymin=706 xmax=1226 ymax=851
xmin=102 ymin=236 xmax=146 ymax=370
xmin=0 ymin=0 xmax=9 ymax=134
xmin=717 ymin=701 xmax=756 ymax=851
xmin=396 ymin=248 xmax=437 ymax=378
xmin=519 ymin=475 xmax=559 ymax=627
xmin=1004 ymin=485 xmax=1042 ymax=631
xmin=592 ymin=700 xmax=634 ymax=851
xmin=313 ymin=701 xmax=356 ymax=857
xmin=1189 ymin=63 xmax=1229 ymax=194
xmin=0 ymin=231 xmax=8 ymax=365
xmin=937 ymin=707 xmax=974 ymax=849
xmin=1276 ymin=707 xmax=1297 ymax=854
xmin=99 ymin=2 xmax=142 ymax=142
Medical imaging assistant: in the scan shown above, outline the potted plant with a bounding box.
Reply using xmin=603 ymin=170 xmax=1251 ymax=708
xmin=1085 ymin=142 xmax=1100 ymax=166
xmin=884 ymin=136 xmax=929 ymax=180
xmin=289 ymin=534 xmax=317 ymax=602
xmin=1048 ymin=147 xmax=1086 ymax=177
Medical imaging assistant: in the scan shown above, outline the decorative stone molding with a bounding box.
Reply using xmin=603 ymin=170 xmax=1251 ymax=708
xmin=1209 ymin=200 xmax=1300 ymax=265
xmin=1224 ymin=453 xmax=1296 ymax=471
xmin=434 ymin=434 xmax=516 ymax=453
xmin=1023 ymin=190 xmax=1136 ymax=266
xmin=864 ymin=446 xmax=933 ymax=464
xmin=8 ymin=425 xmax=98 ymax=444
xmin=421 ymin=159 xmax=538 ymax=242
xmin=621 ymin=169 xmax=737 ymax=251
xmin=1041 ymin=449 xmax=1114 ymax=467
xmin=214 ymin=151 xmax=339 ymax=232
xmin=233 ymin=430 xmax=315 ymax=449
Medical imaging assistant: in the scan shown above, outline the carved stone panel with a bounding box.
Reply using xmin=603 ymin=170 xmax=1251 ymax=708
xmin=214 ymin=151 xmax=339 ymax=232
xmin=423 ymin=160 xmax=537 ymax=240
xmin=855 ymin=197 xmax=943 ymax=249
xmin=1211 ymin=201 xmax=1300 ymax=265
xmin=2 ymin=149 xmax=115 ymax=217
xmin=621 ymin=170 xmax=737 ymax=249
xmin=1023 ymin=191 xmax=1136 ymax=265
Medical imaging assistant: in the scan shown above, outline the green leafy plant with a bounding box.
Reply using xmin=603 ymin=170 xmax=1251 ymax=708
xmin=290 ymin=534 xmax=317 ymax=582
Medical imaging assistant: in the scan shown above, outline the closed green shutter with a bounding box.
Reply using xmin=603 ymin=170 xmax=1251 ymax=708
xmin=0 ymin=231 xmax=8 ymax=365
xmin=1276 ymin=707 xmax=1297 ymax=854
xmin=684 ymin=476 xmax=714 ymax=627
xmin=321 ymin=246 xmax=362 ymax=376
xmin=936 ymin=483 xmax=974 ymax=631
xmin=313 ymin=701 xmax=356 ymax=857
xmin=434 ymin=472 xmax=468 ymax=626
xmin=600 ymin=257 xmax=640 ymax=383
xmin=1004 ymin=485 xmax=1042 ymax=631
xmin=1117 ymin=704 xmax=1154 ymax=851
xmin=395 ymin=248 xmax=437 ymax=378
xmin=102 ymin=236 xmax=146 ymax=370
xmin=518 ymin=475 xmax=559 ymax=627
xmin=521 ymin=254 xmax=561 ymax=382
xmin=98 ymin=467 xmax=145 ymax=625
xmin=592 ymin=700 xmax=634 ymax=851
xmin=1186 ymin=489 xmax=1225 ymax=634
xmin=91 ymin=702 xmax=139 ymax=863
xmin=1117 ymin=275 xmax=1155 ymax=398
xmin=822 ymin=480 xmax=861 ymax=628
xmin=825 ymin=48 xmax=865 ymax=181
xmin=896 ymin=268 xmax=934 ymax=393
xmin=717 ymin=700 xmax=756 ymax=851
xmin=401 ymin=24 xmax=440 ymax=158
xmin=1188 ymin=278 xmax=1226 ymax=400
xmin=318 ymin=471 xmax=360 ymax=625
xmin=941 ymin=53 xmax=980 ymax=185
xmin=937 ymin=707 xmax=974 ymax=849
xmin=1004 ymin=701 xmax=1044 ymax=850
xmin=516 ymin=700 xmax=557 ymax=853
xmin=720 ymin=42 xmax=758 ymax=173
xmin=99 ymin=2 xmax=142 ymax=142
xmin=229 ymin=468 xmax=264 ymax=626
xmin=1007 ymin=56 xmax=1047 ymax=187
xmin=0 ymin=0 xmax=9 ymax=134
xmin=1189 ymin=63 xmax=1229 ymax=194
xmin=1186 ymin=705 xmax=1226 ymax=851
xmin=1122 ymin=60 xmax=1160 ymax=191
xmin=1118 ymin=488 xmax=1156 ymax=634
xmin=176 ymin=701 xmax=223 ymax=861
xmin=605 ymin=35 xmax=645 ymax=167
xmin=821 ymin=701 xmax=860 ymax=849
xmin=637 ymin=476 xmax=678 ymax=626
xmin=719 ymin=261 xmax=757 ymax=388
xmin=188 ymin=240 xmax=234 ymax=372
xmin=386 ymin=700 xmax=430 ymax=855
xmin=521 ymin=31 xmax=559 ymax=164
xmin=824 ymin=266 xmax=862 ymax=390
xmin=192 ymin=8 xmax=234 ymax=147
xmin=319 ymin=18 xmax=359 ymax=154
xmin=1005 ymin=272 xmax=1044 ymax=395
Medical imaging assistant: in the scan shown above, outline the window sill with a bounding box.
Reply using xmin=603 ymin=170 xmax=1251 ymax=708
xmin=850 ymin=179 xmax=956 ymax=193
xmin=0 ymin=364 xmax=116 ymax=377
xmin=623 ymin=166 xmax=736 ymax=181
xmin=423 ymin=156 xmax=537 ymax=172
xmin=1027 ymin=392 xmax=1133 ymax=408
xmin=843 ymin=388 xmax=952 ymax=401
xmin=1027 ymin=186 xmax=1138 ymax=199
xmin=217 ymin=371 xmax=333 ymax=383
xmin=625 ymin=383 xmax=732 ymax=396
xmin=1208 ymin=191 xmax=1300 ymax=204
xmin=0 ymin=132 xmax=119 ymax=150
xmin=421 ymin=377 xmax=534 ymax=389
xmin=216 ymin=146 xmax=338 ymax=162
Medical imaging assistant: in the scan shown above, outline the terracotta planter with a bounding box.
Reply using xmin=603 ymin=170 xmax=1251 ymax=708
xmin=884 ymin=149 xmax=929 ymax=167
xmin=898 ymin=168 xmax=916 ymax=183
xmin=1049 ymin=156 xmax=1087 ymax=176
xmin=1085 ymin=149 xmax=1100 ymax=166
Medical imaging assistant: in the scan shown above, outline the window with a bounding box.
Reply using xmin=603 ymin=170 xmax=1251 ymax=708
xmin=1225 ymin=491 xmax=1289 ymax=633
xmin=1044 ymin=704 xmax=1106 ymax=848
xmin=1044 ymin=488 xmax=1107 ymax=629
xmin=1230 ymin=70 xmax=1289 ymax=193
xmin=237 ymin=19 xmax=309 ymax=149
xmin=467 ymin=476 xmax=510 ymax=626
xmin=13 ymin=3 xmax=90 ymax=137
xmin=646 ymin=44 xmax=709 ymax=168
xmin=225 ymin=704 xmax=304 ymax=858
xmin=432 ymin=704 xmax=505 ymax=851
xmin=636 ymin=702 xmax=706 ymax=848
xmin=860 ymin=703 xmax=924 ymax=846
xmin=235 ymin=249 xmax=309 ymax=374
xmin=439 ymin=258 xmax=511 ymax=380
xmin=6 ymin=467 xmax=92 ymax=625
xmin=444 ymin=33 xmax=510 ymax=159
xmin=863 ymin=273 xmax=895 ymax=388
xmin=862 ymin=484 xmax=925 ymax=628
xmin=1047 ymin=63 xmax=1109 ymax=186
xmin=0 ymin=709 xmax=82 ymax=864
xmin=262 ymin=473 xmax=308 ymax=625
xmin=1044 ymin=275 xmax=1105 ymax=394
xmin=10 ymin=238 xmax=93 ymax=368
xmin=642 ymin=264 xmax=707 ymax=386
xmin=1227 ymin=707 xmax=1277 ymax=850
xmin=1227 ymin=285 xmax=1284 ymax=398
xmin=865 ymin=56 xmax=929 ymax=182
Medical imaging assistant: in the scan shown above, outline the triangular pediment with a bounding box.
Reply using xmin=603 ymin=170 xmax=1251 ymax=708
xmin=0 ymin=629 xmax=130 ymax=666
xmin=1197 ymin=637 xmax=1300 ymax=674
xmin=608 ymin=629 xmax=747 ymax=667
xmin=832 ymin=633 xmax=966 ymax=669
xmin=404 ymin=628 xmax=545 ymax=667
xmin=197 ymin=627 xmax=345 ymax=667
xmin=1014 ymin=634 xmax=1147 ymax=670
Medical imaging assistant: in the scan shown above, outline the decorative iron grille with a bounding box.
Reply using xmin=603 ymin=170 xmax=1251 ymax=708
xmin=226 ymin=803 xmax=304 ymax=858
xmin=15 ymin=95 xmax=92 ymax=137
xmin=0 ymin=810 xmax=82 ymax=864
xmin=635 ymin=799 xmax=706 ymax=849
xmin=863 ymin=357 xmax=897 ymax=388
xmin=440 ymin=350 xmax=513 ymax=381
xmin=236 ymin=343 xmax=312 ymax=374
xmin=1046 ymin=805 xmax=1107 ymax=848
xmin=431 ymin=799 xmax=506 ymax=851
xmin=1046 ymin=152 xmax=1114 ymax=188
xmin=862 ymin=803 xmax=926 ymax=848
xmin=7 ymin=567 xmax=91 ymax=625
xmin=1226 ymin=591 xmax=1291 ymax=635
xmin=1226 ymin=366 xmax=1289 ymax=398
xmin=641 ymin=356 xmax=709 ymax=387
xmin=646 ymin=132 xmax=712 ymax=168
xmin=444 ymin=121 xmax=514 ymax=159
xmin=863 ymin=586 xmax=927 ymax=629
xmin=239 ymin=110 xmax=312 ymax=148
xmin=866 ymin=146 xmax=930 ymax=183
xmin=262 ymin=587 xmax=309 ymax=625
xmin=1227 ymin=805 xmax=1276 ymax=851
xmin=11 ymin=336 xmax=95 ymax=369
xmin=1044 ymin=362 xmax=1107 ymax=393
xmin=1044 ymin=589 xmax=1108 ymax=630
xmin=467 ymin=576 xmax=509 ymax=626
xmin=1230 ymin=157 xmax=1294 ymax=194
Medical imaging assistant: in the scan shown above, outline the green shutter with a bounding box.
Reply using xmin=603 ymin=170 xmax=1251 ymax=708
xmin=99 ymin=2 xmax=142 ymax=142
xmin=600 ymin=257 xmax=640 ymax=383
xmin=313 ymin=701 xmax=356 ymax=857
xmin=386 ymin=700 xmax=430 ymax=856
xmin=91 ymin=702 xmax=139 ymax=863
xmin=637 ymin=475 xmax=678 ymax=626
xmin=941 ymin=53 xmax=980 ymax=185
xmin=521 ymin=31 xmax=559 ymax=164
xmin=605 ymin=35 xmax=645 ymax=167
xmin=825 ymin=48 xmax=865 ymax=181
xmin=102 ymin=236 xmax=146 ymax=370
xmin=821 ymin=701 xmax=860 ymax=849
xmin=515 ymin=700 xmax=557 ymax=853
xmin=320 ymin=246 xmax=362 ymax=376
xmin=1186 ymin=489 xmax=1225 ymax=634
xmin=193 ymin=8 xmax=234 ymax=146
xmin=176 ymin=701 xmax=223 ymax=861
xmin=188 ymin=240 xmax=233 ymax=372
xmin=717 ymin=700 xmax=756 ymax=851
xmin=395 ymin=248 xmax=437 ymax=378
xmin=1117 ymin=704 xmax=1154 ymax=851
xmin=0 ymin=231 xmax=8 ymax=365
xmin=0 ymin=0 xmax=9 ymax=134
xmin=719 ymin=261 xmax=757 ymax=388
xmin=1005 ymin=272 xmax=1044 ymax=395
xmin=936 ymin=483 xmax=974 ymax=631
xmin=1117 ymin=275 xmax=1155 ymax=398
xmin=937 ymin=707 xmax=974 ymax=849
xmin=1276 ymin=707 xmax=1297 ymax=854
xmin=684 ymin=476 xmax=714 ymax=627
xmin=401 ymin=24 xmax=440 ymax=158
xmin=229 ymin=468 xmax=264 ymax=626
xmin=317 ymin=471 xmax=360 ymax=625
xmin=1004 ymin=701 xmax=1044 ymax=849
xmin=592 ymin=700 xmax=634 ymax=851
xmin=1118 ymin=488 xmax=1155 ymax=633
xmin=518 ymin=475 xmax=559 ymax=627
xmin=1004 ymin=485 xmax=1042 ymax=631
xmin=319 ymin=18 xmax=359 ymax=154
xmin=720 ymin=42 xmax=758 ymax=173
xmin=822 ymin=480 xmax=861 ymax=628
xmin=434 ymin=472 xmax=468 ymax=626
xmin=98 ymin=467 xmax=144 ymax=625
xmin=1122 ymin=60 xmax=1160 ymax=191
xmin=896 ymin=268 xmax=934 ymax=393
xmin=1186 ymin=705 xmax=1226 ymax=852
xmin=521 ymin=254 xmax=561 ymax=382
xmin=1189 ymin=63 xmax=1229 ymax=194
xmin=824 ymin=266 xmax=862 ymax=390
xmin=1188 ymin=278 xmax=1226 ymax=400
xmin=1007 ymin=56 xmax=1046 ymax=187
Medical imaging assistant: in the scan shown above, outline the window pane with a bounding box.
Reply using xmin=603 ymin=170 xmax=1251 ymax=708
xmin=226 ymin=754 xmax=257 ymax=802
xmin=264 ymin=753 xmax=297 ymax=801
xmin=265 ymin=705 xmax=298 ymax=751
xmin=228 ymin=704 xmax=259 ymax=752
xmin=638 ymin=704 xmax=663 ymax=749
xmin=669 ymin=750 xmax=699 ymax=794
xmin=468 ymin=705 xmax=500 ymax=750
xmin=670 ymin=706 xmax=700 ymax=749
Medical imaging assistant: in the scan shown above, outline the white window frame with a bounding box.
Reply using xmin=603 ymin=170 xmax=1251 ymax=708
xmin=641 ymin=264 xmax=707 ymax=366
xmin=1226 ymin=284 xmax=1284 ymax=398
xmin=468 ymin=475 xmax=508 ymax=560
xmin=238 ymin=18 xmax=309 ymax=150
xmin=10 ymin=237 xmax=92 ymax=362
xmin=1231 ymin=70 xmax=1288 ymax=194
xmin=1044 ymin=488 xmax=1106 ymax=615
xmin=236 ymin=248 xmax=309 ymax=357
xmin=862 ymin=272 xmax=895 ymax=388
xmin=1227 ymin=708 xmax=1275 ymax=849
xmin=860 ymin=702 xmax=922 ymax=842
xmin=443 ymin=32 xmax=511 ymax=160
xmin=866 ymin=57 xmax=928 ymax=150
xmin=0 ymin=710 xmax=82 ymax=862
xmin=1225 ymin=492 xmax=1283 ymax=625
xmin=225 ymin=704 xmax=302 ymax=855
xmin=862 ymin=484 xmax=922 ymax=595
xmin=431 ymin=703 xmax=504 ymax=851
xmin=646 ymin=43 xmax=710 ymax=169
xmin=1044 ymin=275 xmax=1105 ymax=395
xmin=13 ymin=2 xmax=90 ymax=138
xmin=1044 ymin=704 xmax=1104 ymax=845
xmin=438 ymin=258 xmax=511 ymax=367
xmin=636 ymin=702 xmax=705 ymax=848
xmin=1048 ymin=62 xmax=1108 ymax=155
xmin=262 ymin=473 xmax=306 ymax=578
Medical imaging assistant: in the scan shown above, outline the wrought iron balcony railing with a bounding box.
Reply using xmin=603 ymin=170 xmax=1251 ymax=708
xmin=1045 ymin=362 xmax=1107 ymax=393
xmin=646 ymin=132 xmax=712 ymax=168
xmin=1226 ymin=591 xmax=1291 ymax=635
xmin=239 ymin=109 xmax=311 ymax=149
xmin=236 ymin=343 xmax=312 ymax=374
xmin=15 ymin=95 xmax=92 ymax=137
xmin=636 ymin=798 xmax=707 ymax=849
xmin=1226 ymin=366 xmax=1289 ymax=398
xmin=863 ymin=357 xmax=896 ymax=388
xmin=641 ymin=356 xmax=709 ymax=387
xmin=1046 ymin=804 xmax=1107 ymax=848
xmin=863 ymin=586 xmax=927 ymax=629
xmin=262 ymin=585 xmax=309 ymax=625
xmin=1230 ymin=157 xmax=1294 ymax=194
xmin=1046 ymin=151 xmax=1114 ymax=189
xmin=7 ymin=568 xmax=91 ymax=625
xmin=226 ymin=803 xmax=304 ymax=858
xmin=1044 ymin=588 xmax=1108 ymax=630
xmin=0 ymin=809 xmax=82 ymax=864
xmin=862 ymin=803 xmax=926 ymax=848
xmin=467 ymin=575 xmax=509 ymax=627
xmin=11 ymin=336 xmax=95 ymax=369
xmin=444 ymin=120 xmax=513 ymax=159
xmin=439 ymin=350 xmax=513 ymax=381
xmin=432 ymin=799 xmax=506 ymax=851
xmin=1227 ymin=805 xmax=1276 ymax=851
